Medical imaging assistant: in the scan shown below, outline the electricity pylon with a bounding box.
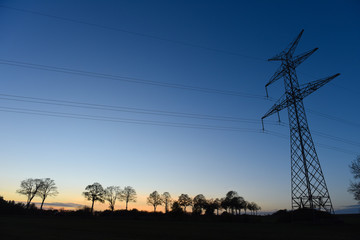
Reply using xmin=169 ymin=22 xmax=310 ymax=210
xmin=262 ymin=30 xmax=339 ymax=213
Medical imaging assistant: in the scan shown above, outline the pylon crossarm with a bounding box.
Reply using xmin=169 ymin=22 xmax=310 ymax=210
xmin=265 ymin=65 xmax=285 ymax=88
xmin=293 ymin=48 xmax=318 ymax=68
xmin=262 ymin=94 xmax=288 ymax=120
xmin=297 ymin=73 xmax=340 ymax=99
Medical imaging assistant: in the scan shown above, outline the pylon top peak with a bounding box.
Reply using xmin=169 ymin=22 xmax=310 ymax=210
xmin=268 ymin=29 xmax=304 ymax=62
xmin=264 ymin=30 xmax=321 ymax=91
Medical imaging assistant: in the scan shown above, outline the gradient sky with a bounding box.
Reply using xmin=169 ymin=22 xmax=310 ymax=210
xmin=0 ymin=0 xmax=359 ymax=213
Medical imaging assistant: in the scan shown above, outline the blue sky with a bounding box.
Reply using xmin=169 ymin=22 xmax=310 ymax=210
xmin=0 ymin=0 xmax=359 ymax=212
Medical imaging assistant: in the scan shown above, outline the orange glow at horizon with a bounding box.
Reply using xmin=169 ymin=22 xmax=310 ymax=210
xmin=5 ymin=194 xmax=165 ymax=212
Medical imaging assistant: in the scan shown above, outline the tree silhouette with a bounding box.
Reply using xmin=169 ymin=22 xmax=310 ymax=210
xmin=204 ymin=198 xmax=217 ymax=215
xmin=232 ymin=196 xmax=245 ymax=215
xmin=147 ymin=191 xmax=163 ymax=212
xmin=225 ymin=191 xmax=239 ymax=214
xmin=178 ymin=194 xmax=192 ymax=212
xmin=171 ymin=201 xmax=183 ymax=214
xmin=104 ymin=186 xmax=122 ymax=211
xmin=247 ymin=202 xmax=261 ymax=215
xmin=37 ymin=178 xmax=58 ymax=210
xmin=16 ymin=178 xmax=44 ymax=209
xmin=193 ymin=194 xmax=207 ymax=215
xmin=348 ymin=156 xmax=360 ymax=203
xmin=256 ymin=205 xmax=261 ymax=215
xmin=120 ymin=186 xmax=136 ymax=210
xmin=213 ymin=198 xmax=222 ymax=215
xmin=250 ymin=202 xmax=261 ymax=215
xmin=221 ymin=197 xmax=230 ymax=213
xmin=83 ymin=182 xmax=105 ymax=213
xmin=243 ymin=201 xmax=250 ymax=215
xmin=162 ymin=192 xmax=171 ymax=213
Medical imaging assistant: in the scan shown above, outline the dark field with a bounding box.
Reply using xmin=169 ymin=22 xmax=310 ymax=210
xmin=0 ymin=214 xmax=359 ymax=240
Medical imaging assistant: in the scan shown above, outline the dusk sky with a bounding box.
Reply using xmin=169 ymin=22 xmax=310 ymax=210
xmin=0 ymin=0 xmax=359 ymax=213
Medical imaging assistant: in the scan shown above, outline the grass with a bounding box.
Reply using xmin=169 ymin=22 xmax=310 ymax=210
xmin=0 ymin=214 xmax=359 ymax=240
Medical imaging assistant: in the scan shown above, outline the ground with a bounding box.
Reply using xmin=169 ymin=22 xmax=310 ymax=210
xmin=0 ymin=214 xmax=359 ymax=240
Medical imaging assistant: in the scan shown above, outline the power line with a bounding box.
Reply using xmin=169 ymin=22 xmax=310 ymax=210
xmin=0 ymin=59 xmax=268 ymax=100
xmin=0 ymin=5 xmax=265 ymax=61
xmin=3 ymin=59 xmax=356 ymax=128
xmin=332 ymin=83 xmax=360 ymax=96
xmin=0 ymin=105 xmax=356 ymax=155
xmin=0 ymin=92 xmax=276 ymax=125
xmin=307 ymin=109 xmax=360 ymax=128
xmin=263 ymin=130 xmax=359 ymax=155
xmin=311 ymin=129 xmax=360 ymax=148
xmin=0 ymin=106 xmax=262 ymax=132
xmin=4 ymin=92 xmax=358 ymax=148
xmin=3 ymin=5 xmax=356 ymax=130
xmin=263 ymin=119 xmax=360 ymax=148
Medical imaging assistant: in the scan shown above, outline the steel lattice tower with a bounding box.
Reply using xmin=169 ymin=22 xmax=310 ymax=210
xmin=262 ymin=30 xmax=339 ymax=213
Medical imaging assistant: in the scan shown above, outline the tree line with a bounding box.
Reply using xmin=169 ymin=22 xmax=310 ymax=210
xmin=167 ymin=191 xmax=261 ymax=216
xmin=16 ymin=179 xmax=261 ymax=215
xmin=14 ymin=155 xmax=360 ymax=216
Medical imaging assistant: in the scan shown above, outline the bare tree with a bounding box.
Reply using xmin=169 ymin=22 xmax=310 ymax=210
xmin=120 ymin=186 xmax=136 ymax=210
xmin=254 ymin=202 xmax=261 ymax=215
xmin=232 ymin=196 xmax=245 ymax=215
xmin=221 ymin=197 xmax=230 ymax=213
xmin=104 ymin=186 xmax=122 ymax=211
xmin=171 ymin=201 xmax=183 ymax=213
xmin=213 ymin=198 xmax=222 ymax=215
xmin=247 ymin=202 xmax=254 ymax=215
xmin=220 ymin=191 xmax=239 ymax=214
xmin=37 ymin=178 xmax=58 ymax=210
xmin=226 ymin=191 xmax=239 ymax=215
xmin=178 ymin=194 xmax=192 ymax=212
xmin=83 ymin=182 xmax=105 ymax=213
xmin=204 ymin=198 xmax=217 ymax=215
xmin=248 ymin=202 xmax=261 ymax=215
xmin=147 ymin=191 xmax=163 ymax=212
xmin=16 ymin=178 xmax=44 ymax=209
xmin=349 ymin=156 xmax=360 ymax=203
xmin=243 ymin=201 xmax=250 ymax=215
xmin=193 ymin=194 xmax=207 ymax=215
xmin=162 ymin=192 xmax=171 ymax=213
